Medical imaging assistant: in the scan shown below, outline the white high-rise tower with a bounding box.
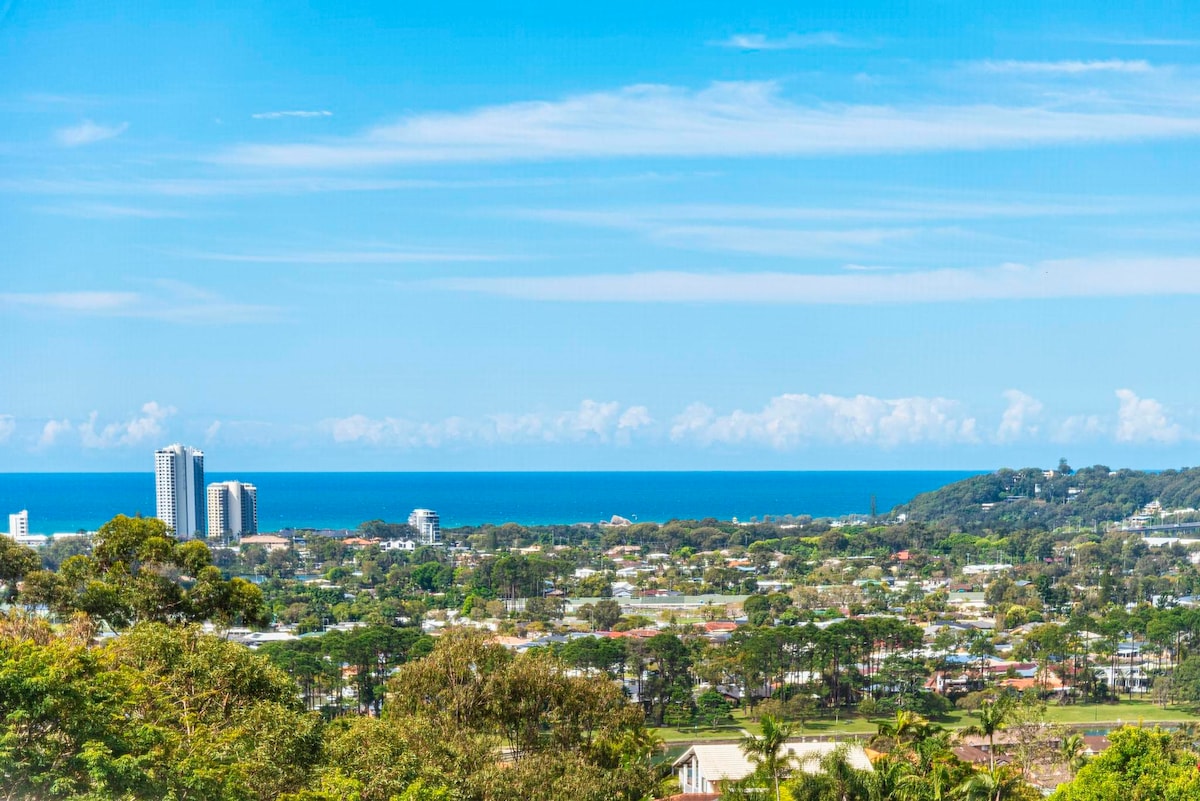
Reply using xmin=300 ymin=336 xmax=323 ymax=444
xmin=408 ymin=508 xmax=441 ymax=545
xmin=8 ymin=510 xmax=28 ymax=539
xmin=155 ymin=444 xmax=205 ymax=539
xmin=207 ymin=481 xmax=258 ymax=538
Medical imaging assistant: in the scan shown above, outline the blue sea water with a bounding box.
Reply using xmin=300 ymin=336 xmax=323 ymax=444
xmin=0 ymin=471 xmax=981 ymax=534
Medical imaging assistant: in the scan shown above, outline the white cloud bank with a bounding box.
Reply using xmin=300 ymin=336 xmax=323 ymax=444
xmin=0 ymin=415 xmax=14 ymax=443
xmin=669 ymin=394 xmax=978 ymax=449
xmin=425 ymin=257 xmax=1200 ymax=304
xmin=218 ymin=81 xmax=1200 ymax=168
xmin=323 ymin=390 xmax=1195 ymax=452
xmin=36 ymin=403 xmax=176 ymax=450
xmin=38 ymin=419 xmax=72 ymax=449
xmin=326 ymin=400 xmax=654 ymax=448
xmin=995 ymin=389 xmax=1044 ymax=442
xmin=79 ymin=401 xmax=175 ymax=449
xmin=1115 ymin=388 xmax=1183 ymax=444
xmin=55 ymin=119 xmax=128 ymax=147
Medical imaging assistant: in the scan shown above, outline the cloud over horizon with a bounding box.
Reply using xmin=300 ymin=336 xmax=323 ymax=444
xmin=10 ymin=390 xmax=1194 ymax=459
xmin=325 ymin=400 xmax=654 ymax=448
xmin=669 ymin=394 xmax=980 ymax=449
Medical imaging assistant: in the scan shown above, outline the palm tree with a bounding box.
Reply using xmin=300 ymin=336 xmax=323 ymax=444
xmin=873 ymin=709 xmax=930 ymax=751
xmin=739 ymin=713 xmax=795 ymax=801
xmin=1059 ymin=732 xmax=1087 ymax=778
xmin=871 ymin=756 xmax=914 ymax=801
xmin=960 ymin=697 xmax=1010 ymax=772
xmin=788 ymin=744 xmax=879 ymax=801
xmin=953 ymin=765 xmax=1027 ymax=801
xmin=895 ymin=759 xmax=956 ymax=801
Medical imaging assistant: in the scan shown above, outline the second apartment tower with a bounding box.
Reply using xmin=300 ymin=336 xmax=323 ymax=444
xmin=208 ymin=481 xmax=258 ymax=538
xmin=155 ymin=444 xmax=205 ymax=539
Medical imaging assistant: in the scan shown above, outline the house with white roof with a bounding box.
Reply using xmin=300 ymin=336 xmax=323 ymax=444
xmin=673 ymin=740 xmax=872 ymax=795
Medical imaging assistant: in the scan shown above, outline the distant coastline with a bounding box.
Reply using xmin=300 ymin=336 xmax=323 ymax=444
xmin=0 ymin=470 xmax=982 ymax=534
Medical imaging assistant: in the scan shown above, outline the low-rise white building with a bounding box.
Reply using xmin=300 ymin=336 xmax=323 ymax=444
xmin=381 ymin=539 xmax=417 ymax=552
xmin=238 ymin=534 xmax=291 ymax=553
xmin=674 ymin=740 xmax=873 ymax=795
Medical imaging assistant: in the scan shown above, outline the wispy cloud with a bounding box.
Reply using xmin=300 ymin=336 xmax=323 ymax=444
xmin=423 ymin=257 xmax=1200 ymax=304
xmin=712 ymin=32 xmax=859 ymax=50
xmin=324 ymin=400 xmax=654 ymax=448
xmin=0 ymin=291 xmax=141 ymax=313
xmin=0 ymin=414 xmax=14 ymax=444
xmin=978 ymin=59 xmax=1155 ymax=74
xmin=0 ymin=173 xmax=678 ymax=198
xmin=641 ymin=224 xmax=929 ymax=257
xmin=516 ymin=198 xmax=1125 ymax=227
xmin=216 ymin=81 xmax=1200 ymax=168
xmin=513 ymin=198 xmax=1124 ymax=257
xmin=34 ymin=203 xmax=188 ymax=219
xmin=54 ymin=119 xmax=129 ymax=147
xmin=0 ymin=282 xmax=278 ymax=323
xmin=180 ymin=248 xmax=505 ymax=264
xmin=1082 ymin=36 xmax=1199 ymax=47
xmin=519 ymin=205 xmax=929 ymax=256
xmin=252 ymin=110 xmax=333 ymax=119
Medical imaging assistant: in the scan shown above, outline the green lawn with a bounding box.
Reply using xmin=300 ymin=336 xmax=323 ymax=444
xmin=651 ymin=700 xmax=1200 ymax=743
xmin=1041 ymin=700 xmax=1200 ymax=726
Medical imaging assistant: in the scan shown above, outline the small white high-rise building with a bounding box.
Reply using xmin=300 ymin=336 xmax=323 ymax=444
xmin=408 ymin=508 xmax=441 ymax=545
xmin=155 ymin=444 xmax=206 ymax=539
xmin=8 ymin=510 xmax=28 ymax=539
xmin=207 ymin=481 xmax=258 ymax=538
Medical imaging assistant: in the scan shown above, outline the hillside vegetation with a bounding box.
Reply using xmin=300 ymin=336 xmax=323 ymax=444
xmin=895 ymin=464 xmax=1200 ymax=531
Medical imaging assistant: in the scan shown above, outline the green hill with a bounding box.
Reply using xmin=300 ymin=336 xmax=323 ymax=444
xmin=894 ymin=464 xmax=1200 ymax=532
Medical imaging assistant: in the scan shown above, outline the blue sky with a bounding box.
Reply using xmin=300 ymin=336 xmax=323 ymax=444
xmin=3 ymin=0 xmax=1200 ymax=471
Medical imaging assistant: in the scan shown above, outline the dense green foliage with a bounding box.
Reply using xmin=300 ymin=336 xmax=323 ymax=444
xmin=0 ymin=621 xmax=662 ymax=801
xmin=898 ymin=464 xmax=1200 ymax=531
xmin=0 ymin=619 xmax=321 ymax=800
xmin=1049 ymin=726 xmax=1200 ymax=801
xmin=22 ymin=515 xmax=266 ymax=629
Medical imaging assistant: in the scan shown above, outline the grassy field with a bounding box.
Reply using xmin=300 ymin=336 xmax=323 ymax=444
xmin=652 ymin=700 xmax=1200 ymax=743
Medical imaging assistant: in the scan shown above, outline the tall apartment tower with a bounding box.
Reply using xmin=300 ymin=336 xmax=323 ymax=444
xmin=408 ymin=508 xmax=441 ymax=545
xmin=155 ymin=444 xmax=205 ymax=539
xmin=207 ymin=481 xmax=258 ymax=538
xmin=8 ymin=510 xmax=28 ymax=539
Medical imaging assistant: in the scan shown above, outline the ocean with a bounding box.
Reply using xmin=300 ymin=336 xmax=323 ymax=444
xmin=0 ymin=471 xmax=981 ymax=534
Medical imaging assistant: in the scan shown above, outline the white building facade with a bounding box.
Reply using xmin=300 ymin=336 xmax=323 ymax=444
xmin=155 ymin=444 xmax=206 ymax=539
xmin=8 ymin=509 xmax=29 ymax=539
xmin=207 ymin=480 xmax=258 ymax=538
xmin=408 ymin=508 xmax=441 ymax=545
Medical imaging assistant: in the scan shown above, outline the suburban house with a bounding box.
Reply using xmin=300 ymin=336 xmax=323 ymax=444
xmin=237 ymin=534 xmax=291 ymax=553
xmin=673 ymin=740 xmax=873 ymax=795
